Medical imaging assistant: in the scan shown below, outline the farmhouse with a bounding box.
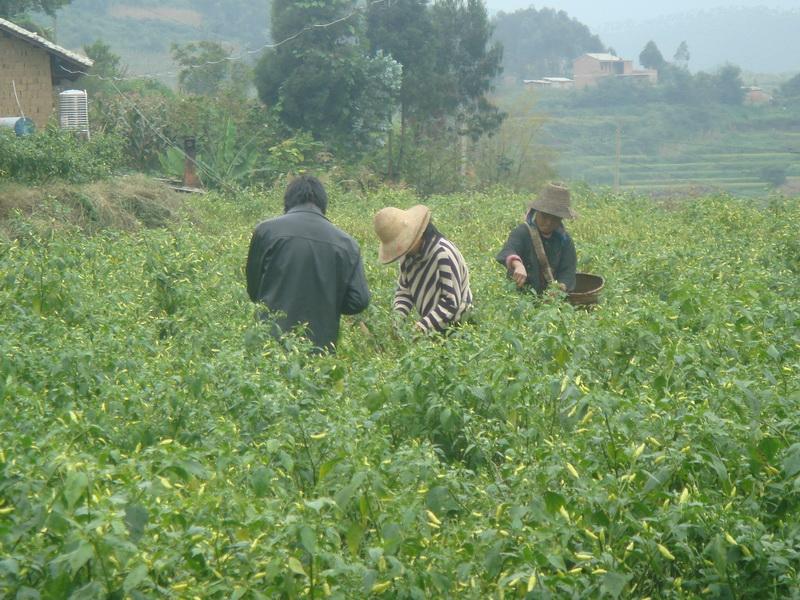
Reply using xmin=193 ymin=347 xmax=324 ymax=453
xmin=743 ymin=86 xmax=772 ymax=105
xmin=573 ymin=53 xmax=657 ymax=90
xmin=0 ymin=17 xmax=92 ymax=130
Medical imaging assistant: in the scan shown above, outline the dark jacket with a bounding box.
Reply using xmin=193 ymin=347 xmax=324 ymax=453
xmin=496 ymin=221 xmax=577 ymax=293
xmin=246 ymin=204 xmax=370 ymax=350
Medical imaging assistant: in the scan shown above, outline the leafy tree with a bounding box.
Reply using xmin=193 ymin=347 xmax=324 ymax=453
xmin=713 ymin=64 xmax=745 ymax=105
xmin=366 ymin=0 xmax=434 ymax=165
xmin=428 ymin=0 xmax=505 ymax=140
xmin=779 ymin=72 xmax=800 ymax=100
xmin=673 ymin=40 xmax=690 ymax=69
xmin=172 ymin=41 xmax=249 ymax=97
xmin=255 ymin=0 xmax=401 ymax=154
xmin=0 ymin=0 xmax=69 ymax=18
xmin=82 ymin=40 xmax=127 ymax=96
xmin=639 ymin=40 xmax=665 ymax=70
xmin=492 ymin=6 xmax=605 ymax=79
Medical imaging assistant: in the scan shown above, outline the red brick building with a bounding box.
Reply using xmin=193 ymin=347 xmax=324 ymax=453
xmin=572 ymin=53 xmax=657 ymax=90
xmin=0 ymin=17 xmax=92 ymax=130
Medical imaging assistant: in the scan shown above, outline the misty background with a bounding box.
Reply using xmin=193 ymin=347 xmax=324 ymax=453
xmin=486 ymin=0 xmax=800 ymax=72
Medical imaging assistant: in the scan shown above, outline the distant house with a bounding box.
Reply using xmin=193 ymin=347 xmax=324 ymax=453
xmin=743 ymin=86 xmax=772 ymax=105
xmin=524 ymin=77 xmax=574 ymax=90
xmin=0 ymin=17 xmax=92 ymax=130
xmin=572 ymin=53 xmax=657 ymax=90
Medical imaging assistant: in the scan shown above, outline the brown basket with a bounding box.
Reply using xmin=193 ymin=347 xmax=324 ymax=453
xmin=567 ymin=272 xmax=604 ymax=306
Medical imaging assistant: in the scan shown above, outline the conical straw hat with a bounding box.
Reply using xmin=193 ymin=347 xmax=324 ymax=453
xmin=529 ymin=182 xmax=578 ymax=219
xmin=373 ymin=205 xmax=431 ymax=264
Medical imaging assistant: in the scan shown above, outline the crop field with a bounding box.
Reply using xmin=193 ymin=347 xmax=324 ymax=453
xmin=554 ymin=152 xmax=800 ymax=197
xmin=1 ymin=186 xmax=799 ymax=598
xmin=530 ymin=102 xmax=800 ymax=197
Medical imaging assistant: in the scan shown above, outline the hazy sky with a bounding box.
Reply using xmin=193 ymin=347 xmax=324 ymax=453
xmin=485 ymin=0 xmax=799 ymax=27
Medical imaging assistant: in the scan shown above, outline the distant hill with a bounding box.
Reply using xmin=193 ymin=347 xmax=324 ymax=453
xmin=48 ymin=0 xmax=272 ymax=81
xmin=596 ymin=7 xmax=800 ymax=74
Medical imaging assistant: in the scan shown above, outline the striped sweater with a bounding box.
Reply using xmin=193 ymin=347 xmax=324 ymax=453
xmin=394 ymin=234 xmax=473 ymax=332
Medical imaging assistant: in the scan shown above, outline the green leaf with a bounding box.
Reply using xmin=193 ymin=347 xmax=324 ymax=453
xmin=14 ymin=587 xmax=40 ymax=600
xmin=251 ymin=466 xmax=271 ymax=497
xmin=346 ymin=522 xmax=364 ymax=557
xmin=602 ymin=572 xmax=631 ymax=598
xmin=318 ymin=458 xmax=340 ymax=482
xmin=299 ymin=525 xmax=316 ymax=555
xmin=68 ymin=581 xmax=104 ymax=600
xmin=783 ymin=444 xmax=800 ymax=477
xmin=64 ymin=472 xmax=88 ymax=509
xmin=546 ymin=552 xmax=566 ymax=572
xmin=543 ymin=491 xmax=565 ymax=514
xmin=123 ymin=564 xmax=149 ymax=593
xmin=66 ymin=542 xmax=94 ymax=576
xmin=757 ymin=437 xmax=782 ymax=462
xmin=304 ymin=497 xmax=336 ymax=512
xmin=287 ymin=556 xmax=307 ymax=577
xmin=125 ymin=504 xmax=149 ymax=543
xmin=642 ymin=466 xmax=672 ymax=493
xmin=0 ymin=558 xmax=19 ymax=577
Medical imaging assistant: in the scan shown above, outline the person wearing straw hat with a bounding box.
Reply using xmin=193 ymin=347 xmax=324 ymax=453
xmin=246 ymin=175 xmax=370 ymax=351
xmin=374 ymin=205 xmax=473 ymax=334
xmin=496 ymin=182 xmax=578 ymax=294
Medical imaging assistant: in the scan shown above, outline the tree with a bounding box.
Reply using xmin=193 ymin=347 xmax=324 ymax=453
xmin=255 ymin=0 xmax=401 ymax=154
xmin=639 ymin=40 xmax=665 ymax=70
xmin=713 ymin=64 xmax=745 ymax=105
xmin=172 ymin=41 xmax=249 ymax=97
xmin=366 ymin=0 xmax=434 ymax=167
xmin=778 ymin=72 xmax=800 ymax=100
xmin=428 ymin=0 xmax=505 ymax=140
xmin=82 ymin=40 xmax=128 ymax=96
xmin=0 ymin=0 xmax=70 ymax=18
xmin=673 ymin=41 xmax=690 ymax=69
xmin=492 ymin=6 xmax=606 ymax=79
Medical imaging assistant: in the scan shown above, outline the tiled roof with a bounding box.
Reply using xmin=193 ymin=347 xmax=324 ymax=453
xmin=0 ymin=17 xmax=93 ymax=70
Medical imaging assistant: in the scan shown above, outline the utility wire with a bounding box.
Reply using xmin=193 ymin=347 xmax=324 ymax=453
xmin=60 ymin=0 xmax=389 ymax=83
xmin=105 ymin=78 xmax=228 ymax=189
xmin=56 ymin=2 xmax=394 ymax=190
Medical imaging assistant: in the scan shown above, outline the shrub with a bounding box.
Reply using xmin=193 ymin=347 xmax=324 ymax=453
xmin=0 ymin=128 xmax=124 ymax=183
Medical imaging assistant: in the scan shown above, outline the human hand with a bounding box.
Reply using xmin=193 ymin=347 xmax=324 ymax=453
xmin=511 ymin=261 xmax=528 ymax=288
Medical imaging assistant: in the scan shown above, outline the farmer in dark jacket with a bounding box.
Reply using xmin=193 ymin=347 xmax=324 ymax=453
xmin=246 ymin=175 xmax=370 ymax=351
xmin=496 ymin=182 xmax=577 ymax=293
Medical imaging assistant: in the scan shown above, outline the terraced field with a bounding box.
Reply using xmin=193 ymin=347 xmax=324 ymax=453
xmin=533 ymin=103 xmax=800 ymax=197
xmin=556 ymin=151 xmax=800 ymax=197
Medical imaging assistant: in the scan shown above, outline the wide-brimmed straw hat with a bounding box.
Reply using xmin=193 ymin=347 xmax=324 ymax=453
xmin=374 ymin=205 xmax=431 ymax=264
xmin=529 ymin=182 xmax=578 ymax=219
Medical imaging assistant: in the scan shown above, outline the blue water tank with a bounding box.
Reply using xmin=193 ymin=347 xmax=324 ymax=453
xmin=0 ymin=116 xmax=36 ymax=136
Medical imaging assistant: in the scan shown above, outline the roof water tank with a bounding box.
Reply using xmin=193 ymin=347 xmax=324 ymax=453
xmin=58 ymin=90 xmax=89 ymax=134
xmin=0 ymin=116 xmax=36 ymax=136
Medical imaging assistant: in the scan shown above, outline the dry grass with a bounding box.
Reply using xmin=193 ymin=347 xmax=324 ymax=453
xmin=0 ymin=175 xmax=188 ymax=239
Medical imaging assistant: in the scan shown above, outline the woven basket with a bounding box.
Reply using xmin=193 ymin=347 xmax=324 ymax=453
xmin=567 ymin=272 xmax=604 ymax=306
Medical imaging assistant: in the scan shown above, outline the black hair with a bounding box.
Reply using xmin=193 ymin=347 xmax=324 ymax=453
xmin=421 ymin=221 xmax=442 ymax=245
xmin=284 ymin=175 xmax=328 ymax=214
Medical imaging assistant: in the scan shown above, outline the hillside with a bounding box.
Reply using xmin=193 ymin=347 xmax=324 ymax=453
xmin=493 ymin=88 xmax=800 ymax=199
xmin=50 ymin=0 xmax=271 ymax=79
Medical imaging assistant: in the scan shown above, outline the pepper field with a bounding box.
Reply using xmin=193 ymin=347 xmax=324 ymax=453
xmin=1 ymin=186 xmax=799 ymax=598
